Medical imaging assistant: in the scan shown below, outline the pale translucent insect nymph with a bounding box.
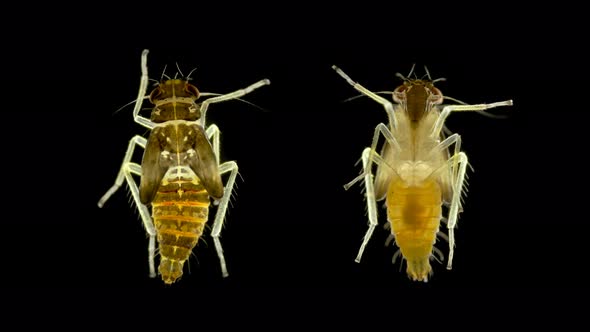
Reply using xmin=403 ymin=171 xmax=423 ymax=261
xmin=98 ymin=49 xmax=270 ymax=284
xmin=333 ymin=65 xmax=512 ymax=282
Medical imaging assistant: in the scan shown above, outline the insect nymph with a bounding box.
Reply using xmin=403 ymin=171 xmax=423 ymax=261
xmin=98 ymin=49 xmax=270 ymax=284
xmin=333 ymin=65 xmax=512 ymax=282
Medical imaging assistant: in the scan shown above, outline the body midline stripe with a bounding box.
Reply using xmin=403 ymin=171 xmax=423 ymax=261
xmin=154 ymin=215 xmax=208 ymax=222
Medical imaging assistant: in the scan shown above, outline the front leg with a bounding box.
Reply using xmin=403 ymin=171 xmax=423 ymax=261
xmin=332 ymin=66 xmax=397 ymax=130
xmin=200 ymin=79 xmax=271 ymax=127
xmin=132 ymin=49 xmax=157 ymax=130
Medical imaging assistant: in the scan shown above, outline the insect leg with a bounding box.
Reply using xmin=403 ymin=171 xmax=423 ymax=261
xmin=431 ymin=100 xmax=513 ymax=137
xmin=205 ymin=123 xmax=236 ymax=277
xmin=344 ymin=123 xmax=399 ymax=191
xmin=354 ymin=147 xmax=392 ymax=263
xmin=206 ymin=124 xmax=221 ymax=167
xmin=332 ymin=66 xmax=397 ymax=130
xmin=355 ymin=148 xmax=377 ymax=263
xmin=200 ymin=79 xmax=271 ymax=127
xmin=435 ymin=133 xmax=461 ymax=160
xmin=98 ymin=135 xmax=157 ymax=278
xmin=210 ymin=161 xmax=239 ymax=278
xmin=98 ymin=135 xmax=147 ymax=207
xmin=131 ymin=49 xmax=156 ymax=130
xmin=126 ymin=163 xmax=157 ymax=278
xmin=342 ymin=122 xmax=399 ymax=262
xmin=432 ymin=133 xmax=463 ymax=204
xmin=444 ymin=152 xmax=468 ymax=270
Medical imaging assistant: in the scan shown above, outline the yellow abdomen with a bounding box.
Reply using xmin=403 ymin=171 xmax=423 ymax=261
xmin=152 ymin=180 xmax=210 ymax=284
xmin=386 ymin=178 xmax=442 ymax=281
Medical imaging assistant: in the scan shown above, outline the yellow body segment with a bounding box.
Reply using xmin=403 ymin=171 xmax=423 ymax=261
xmin=152 ymin=178 xmax=210 ymax=284
xmin=332 ymin=65 xmax=512 ymax=282
xmin=387 ymin=178 xmax=442 ymax=281
xmin=97 ymin=50 xmax=271 ymax=283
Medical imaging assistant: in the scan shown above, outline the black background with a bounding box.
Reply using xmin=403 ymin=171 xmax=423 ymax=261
xmin=3 ymin=5 xmax=586 ymax=293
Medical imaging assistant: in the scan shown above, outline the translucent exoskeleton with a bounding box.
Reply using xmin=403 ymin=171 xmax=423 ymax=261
xmin=333 ymin=65 xmax=512 ymax=282
xmin=98 ymin=49 xmax=270 ymax=284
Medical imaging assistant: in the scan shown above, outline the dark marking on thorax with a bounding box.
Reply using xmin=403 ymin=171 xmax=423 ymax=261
xmin=393 ymin=79 xmax=444 ymax=125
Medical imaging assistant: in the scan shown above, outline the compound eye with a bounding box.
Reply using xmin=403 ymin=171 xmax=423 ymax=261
xmin=393 ymin=84 xmax=408 ymax=103
xmin=149 ymin=86 xmax=164 ymax=103
xmin=428 ymin=86 xmax=443 ymax=104
xmin=185 ymin=83 xmax=200 ymax=99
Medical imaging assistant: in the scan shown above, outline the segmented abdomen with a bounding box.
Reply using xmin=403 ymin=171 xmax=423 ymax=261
xmin=386 ymin=178 xmax=442 ymax=282
xmin=152 ymin=179 xmax=210 ymax=284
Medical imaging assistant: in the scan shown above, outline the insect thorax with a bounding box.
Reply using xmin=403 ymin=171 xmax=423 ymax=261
xmin=139 ymin=77 xmax=224 ymax=205
xmin=139 ymin=79 xmax=222 ymax=284
xmin=149 ymin=79 xmax=202 ymax=123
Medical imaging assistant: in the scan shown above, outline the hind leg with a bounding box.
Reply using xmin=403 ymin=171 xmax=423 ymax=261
xmin=342 ymin=122 xmax=399 ymax=262
xmin=98 ymin=135 xmax=157 ymax=278
xmin=443 ymin=152 xmax=468 ymax=270
xmin=351 ymin=148 xmax=394 ymax=263
xmin=210 ymin=161 xmax=239 ymax=278
xmin=204 ymin=123 xmax=238 ymax=277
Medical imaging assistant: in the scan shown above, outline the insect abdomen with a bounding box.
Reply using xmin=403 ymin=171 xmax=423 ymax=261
xmin=152 ymin=179 xmax=210 ymax=284
xmin=387 ymin=178 xmax=442 ymax=282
